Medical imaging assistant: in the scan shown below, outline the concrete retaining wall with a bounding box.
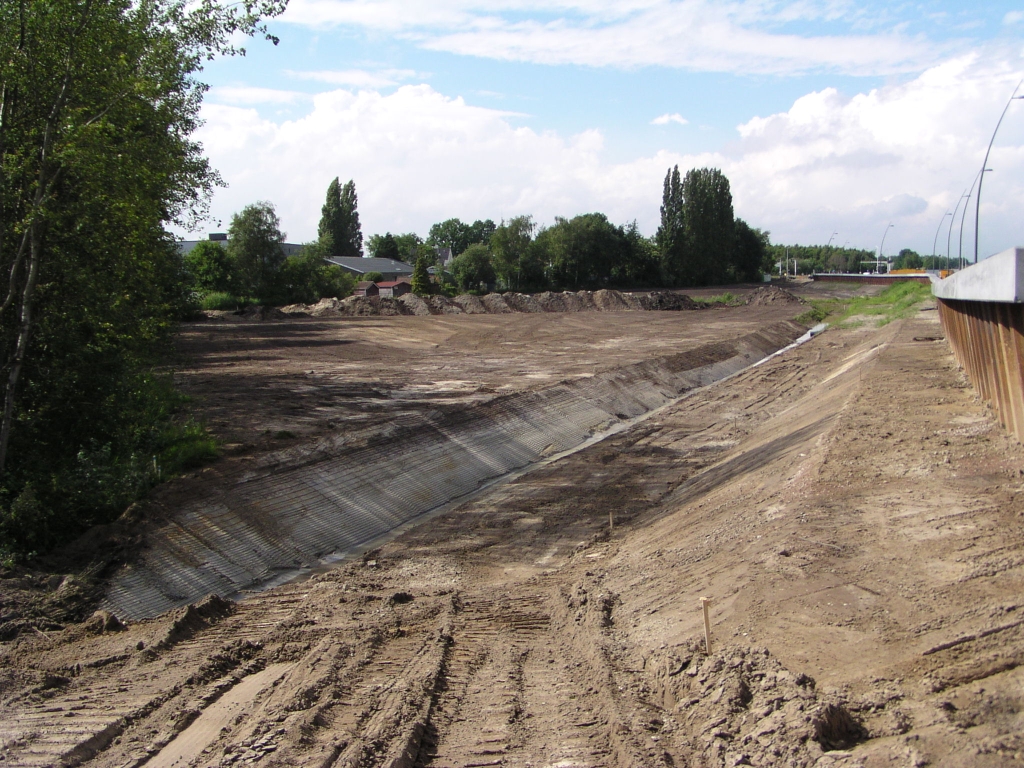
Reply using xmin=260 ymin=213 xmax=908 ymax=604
xmin=103 ymin=321 xmax=805 ymax=621
xmin=935 ymin=248 xmax=1024 ymax=442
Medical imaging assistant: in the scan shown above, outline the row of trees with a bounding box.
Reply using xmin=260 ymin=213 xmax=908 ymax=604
xmin=377 ymin=168 xmax=769 ymax=295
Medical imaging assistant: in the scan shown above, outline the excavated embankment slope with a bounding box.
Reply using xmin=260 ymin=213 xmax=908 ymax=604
xmin=103 ymin=321 xmax=805 ymax=621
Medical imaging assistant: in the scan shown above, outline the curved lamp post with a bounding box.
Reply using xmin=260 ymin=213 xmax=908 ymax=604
xmin=958 ymin=168 xmax=987 ymax=268
xmin=933 ymin=211 xmax=952 ymax=262
xmin=974 ymin=79 xmax=1023 ymax=263
xmin=948 ymin=191 xmax=969 ymax=268
xmin=879 ymin=222 xmax=894 ymax=272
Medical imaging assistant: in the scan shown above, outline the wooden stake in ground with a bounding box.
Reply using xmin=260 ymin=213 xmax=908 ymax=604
xmin=609 ymin=509 xmax=614 ymax=534
xmin=700 ymin=597 xmax=713 ymax=655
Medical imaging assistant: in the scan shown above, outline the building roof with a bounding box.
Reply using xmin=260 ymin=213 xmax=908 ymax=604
xmin=326 ymin=257 xmax=414 ymax=274
xmin=376 ymin=279 xmax=412 ymax=288
xmin=355 ymin=281 xmax=378 ymax=289
xmin=177 ymin=237 xmax=303 ymax=257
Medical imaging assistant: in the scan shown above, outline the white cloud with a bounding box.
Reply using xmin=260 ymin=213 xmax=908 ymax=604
xmin=651 ymin=113 xmax=688 ymax=126
xmin=281 ymin=0 xmax=948 ymax=76
xmin=1004 ymin=11 xmax=1024 ymax=25
xmin=286 ymin=68 xmax=422 ymax=88
xmin=188 ymin=50 xmax=1024 ymax=257
xmin=208 ymin=86 xmax=309 ymax=105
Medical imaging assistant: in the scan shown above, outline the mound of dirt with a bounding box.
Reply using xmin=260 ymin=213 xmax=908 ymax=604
xmin=426 ymin=295 xmax=463 ymax=314
xmin=399 ymin=293 xmax=432 ymax=316
xmin=452 ymin=294 xmax=489 ymax=314
xmin=621 ymin=292 xmax=645 ymax=310
xmin=481 ymin=293 xmax=513 ymax=313
xmin=534 ymin=291 xmax=568 ymax=312
xmin=503 ymin=292 xmax=545 ymax=313
xmin=649 ymin=643 xmax=864 ymax=766
xmin=592 ymin=289 xmax=630 ymax=311
xmin=573 ymin=290 xmax=598 ymax=311
xmin=640 ymin=291 xmax=699 ymax=311
xmin=155 ymin=593 xmax=234 ymax=650
xmin=746 ymin=285 xmax=802 ymax=306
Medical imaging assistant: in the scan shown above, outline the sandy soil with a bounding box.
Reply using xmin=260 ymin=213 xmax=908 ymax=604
xmin=4 ymin=286 xmax=1022 ymax=767
xmin=169 ymin=301 xmax=806 ymax=449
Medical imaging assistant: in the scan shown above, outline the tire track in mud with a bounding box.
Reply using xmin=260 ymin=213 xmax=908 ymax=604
xmin=0 ymin=587 xmax=311 ymax=768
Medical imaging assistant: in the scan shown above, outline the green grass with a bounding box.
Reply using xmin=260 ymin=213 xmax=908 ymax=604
xmin=692 ymin=292 xmax=741 ymax=306
xmin=199 ymin=291 xmax=252 ymax=311
xmin=796 ymin=281 xmax=932 ymax=328
xmin=157 ymin=421 xmax=219 ymax=474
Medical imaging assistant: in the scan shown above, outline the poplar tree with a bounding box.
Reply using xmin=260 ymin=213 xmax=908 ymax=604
xmin=656 ymin=165 xmax=686 ymax=285
xmin=681 ymin=167 xmax=735 ymax=286
xmin=319 ymin=178 xmax=363 ymax=258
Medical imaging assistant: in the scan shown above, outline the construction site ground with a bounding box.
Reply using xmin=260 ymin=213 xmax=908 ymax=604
xmin=3 ymin=282 xmax=1024 ymax=767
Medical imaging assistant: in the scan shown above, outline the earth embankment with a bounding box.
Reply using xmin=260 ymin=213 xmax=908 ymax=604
xmin=104 ymin=319 xmax=806 ymax=620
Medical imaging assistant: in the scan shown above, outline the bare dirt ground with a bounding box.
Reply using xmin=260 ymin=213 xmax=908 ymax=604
xmin=168 ymin=299 xmax=807 ymax=449
xmin=4 ymin=284 xmax=1023 ymax=767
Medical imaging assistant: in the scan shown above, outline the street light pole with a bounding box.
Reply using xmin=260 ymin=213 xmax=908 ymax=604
xmin=948 ymin=192 xmax=968 ymax=268
xmin=879 ymin=222 xmax=894 ymax=273
xmin=933 ymin=211 xmax=952 ymax=264
xmin=959 ymin=168 xmax=986 ymax=270
xmin=974 ymin=79 xmax=1023 ymax=263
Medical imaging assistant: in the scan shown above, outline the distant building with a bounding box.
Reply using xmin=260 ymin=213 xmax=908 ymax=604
xmin=354 ymin=281 xmax=379 ymax=297
xmin=326 ymin=257 xmax=414 ymax=282
xmin=376 ymin=279 xmax=412 ymax=298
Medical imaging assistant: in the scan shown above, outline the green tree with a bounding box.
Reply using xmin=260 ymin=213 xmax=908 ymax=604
xmin=367 ymin=233 xmax=400 ymax=261
xmin=428 ymin=219 xmax=472 ymax=256
xmin=734 ymin=219 xmax=769 ymax=282
xmin=271 ymin=247 xmax=355 ymax=305
xmin=369 ymin=232 xmax=422 ymax=263
xmin=680 ymin=167 xmax=735 ymax=286
xmin=362 ymin=271 xmax=384 ymax=283
xmin=490 ymin=216 xmax=542 ymax=291
xmin=0 ymin=0 xmax=284 ymax=554
xmin=449 ymin=243 xmax=495 ymax=292
xmin=318 ymin=178 xmax=362 ymax=258
xmin=618 ymin=222 xmax=660 ymax=287
xmin=656 ymin=165 xmax=686 ymax=286
xmin=184 ymin=241 xmax=234 ymax=293
xmin=468 ymin=219 xmax=497 ymax=248
xmin=411 ymin=256 xmax=433 ymax=295
xmin=893 ymin=248 xmax=924 ymax=270
xmin=535 ymin=213 xmax=627 ymax=291
xmin=227 ymin=201 xmax=285 ymax=301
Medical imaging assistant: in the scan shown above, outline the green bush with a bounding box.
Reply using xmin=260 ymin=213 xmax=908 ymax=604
xmin=200 ymin=291 xmax=248 ymax=311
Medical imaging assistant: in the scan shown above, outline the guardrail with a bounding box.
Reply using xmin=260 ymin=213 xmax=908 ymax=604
xmin=933 ymin=248 xmax=1024 ymax=441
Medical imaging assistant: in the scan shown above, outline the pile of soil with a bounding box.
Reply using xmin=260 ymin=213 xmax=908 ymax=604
xmin=593 ymin=288 xmax=631 ymax=311
xmin=207 ymin=288 xmax=756 ymax=321
xmin=451 ymin=294 xmax=488 ymax=314
xmin=481 ymin=293 xmax=513 ymax=313
xmin=398 ymin=293 xmax=432 ymax=316
xmin=503 ymin=292 xmax=545 ymax=313
xmin=647 ymin=642 xmax=865 ymax=766
xmin=745 ymin=285 xmax=802 ymax=306
xmin=639 ymin=291 xmax=699 ymax=311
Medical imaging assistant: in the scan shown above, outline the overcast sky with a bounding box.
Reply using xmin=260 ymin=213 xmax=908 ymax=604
xmin=183 ymin=0 xmax=1024 ymax=259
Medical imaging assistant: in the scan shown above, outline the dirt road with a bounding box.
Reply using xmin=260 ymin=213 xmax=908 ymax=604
xmin=3 ymin=294 xmax=1024 ymax=767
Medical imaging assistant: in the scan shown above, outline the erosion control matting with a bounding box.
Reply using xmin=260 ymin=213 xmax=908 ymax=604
xmin=103 ymin=321 xmax=805 ymax=620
